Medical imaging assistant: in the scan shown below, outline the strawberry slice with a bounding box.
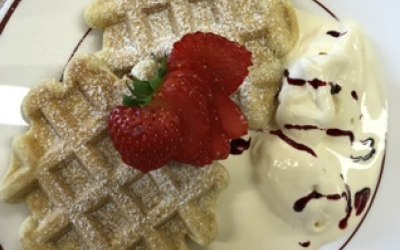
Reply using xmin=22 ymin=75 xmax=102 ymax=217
xmin=108 ymin=105 xmax=182 ymax=173
xmin=208 ymin=108 xmax=231 ymax=160
xmin=108 ymin=32 xmax=252 ymax=172
xmin=169 ymin=32 xmax=253 ymax=95
xmin=158 ymin=70 xmax=211 ymax=165
xmin=210 ymin=129 xmax=230 ymax=160
xmin=214 ymin=95 xmax=248 ymax=139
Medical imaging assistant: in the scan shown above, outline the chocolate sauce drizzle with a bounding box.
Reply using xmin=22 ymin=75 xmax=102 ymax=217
xmin=284 ymin=124 xmax=319 ymax=131
xmin=307 ymin=1 xmax=383 ymax=248
xmin=270 ymin=130 xmax=317 ymax=157
xmin=294 ymin=190 xmax=346 ymax=212
xmin=350 ymin=138 xmax=376 ymax=162
xmin=284 ymin=125 xmax=355 ymax=144
xmin=284 ymin=70 xmax=343 ymax=94
xmin=299 ymin=241 xmax=311 ymax=248
xmin=327 ymin=31 xmax=348 ymax=38
xmin=329 ymin=83 xmax=342 ymax=95
xmin=354 ymin=188 xmax=371 ymax=216
xmin=0 ymin=0 xmax=22 ymax=35
xmin=340 ymin=153 xmax=386 ymax=249
xmin=283 ymin=69 xmax=306 ymax=86
xmin=326 ymin=129 xmax=355 ymax=143
xmin=292 ymin=183 xmax=358 ymax=230
xmin=339 ymin=184 xmax=352 ymax=230
xmin=351 ymin=90 xmax=359 ymax=100
xmin=308 ymin=78 xmax=327 ymax=89
xmin=230 ymin=138 xmax=251 ymax=155
xmin=0 ymin=0 xmax=384 ymax=249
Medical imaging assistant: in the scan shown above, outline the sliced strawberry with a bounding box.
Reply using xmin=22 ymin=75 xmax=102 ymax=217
xmin=108 ymin=32 xmax=252 ymax=172
xmin=169 ymin=32 xmax=253 ymax=95
xmin=210 ymin=128 xmax=230 ymax=160
xmin=214 ymin=95 xmax=248 ymax=139
xmin=158 ymin=70 xmax=211 ymax=165
xmin=208 ymin=107 xmax=231 ymax=160
xmin=108 ymin=105 xmax=182 ymax=173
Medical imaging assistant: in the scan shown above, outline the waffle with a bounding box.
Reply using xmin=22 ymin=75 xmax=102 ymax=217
xmin=85 ymin=0 xmax=299 ymax=129
xmin=0 ymin=55 xmax=229 ymax=249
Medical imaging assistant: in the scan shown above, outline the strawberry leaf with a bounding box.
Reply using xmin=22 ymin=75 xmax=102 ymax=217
xmin=123 ymin=95 xmax=152 ymax=107
xmin=133 ymin=81 xmax=154 ymax=97
xmin=157 ymin=56 xmax=168 ymax=78
xmin=149 ymin=77 xmax=163 ymax=91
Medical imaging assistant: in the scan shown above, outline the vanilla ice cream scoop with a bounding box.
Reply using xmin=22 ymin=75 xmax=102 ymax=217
xmin=250 ymin=11 xmax=387 ymax=245
xmin=181 ymin=10 xmax=387 ymax=250
xmin=252 ymin=133 xmax=347 ymax=233
xmin=276 ymin=22 xmax=365 ymax=143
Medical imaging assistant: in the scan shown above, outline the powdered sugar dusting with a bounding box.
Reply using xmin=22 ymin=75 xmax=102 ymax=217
xmin=1 ymin=54 xmax=229 ymax=249
xmin=0 ymin=0 xmax=299 ymax=248
xmin=85 ymin=0 xmax=298 ymax=129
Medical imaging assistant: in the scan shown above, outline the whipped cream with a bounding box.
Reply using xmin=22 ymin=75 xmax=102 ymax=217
xmin=193 ymin=10 xmax=387 ymax=250
xmin=130 ymin=59 xmax=158 ymax=81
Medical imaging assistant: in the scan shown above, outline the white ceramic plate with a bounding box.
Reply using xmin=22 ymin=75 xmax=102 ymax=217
xmin=0 ymin=0 xmax=399 ymax=249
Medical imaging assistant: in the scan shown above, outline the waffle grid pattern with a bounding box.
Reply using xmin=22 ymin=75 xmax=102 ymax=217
xmin=85 ymin=0 xmax=298 ymax=129
xmin=0 ymin=56 xmax=228 ymax=249
xmin=89 ymin=0 xmax=283 ymax=71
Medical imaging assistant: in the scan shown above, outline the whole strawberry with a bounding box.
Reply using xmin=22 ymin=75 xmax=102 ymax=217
xmin=108 ymin=57 xmax=182 ymax=173
xmin=108 ymin=105 xmax=182 ymax=173
xmin=108 ymin=32 xmax=252 ymax=173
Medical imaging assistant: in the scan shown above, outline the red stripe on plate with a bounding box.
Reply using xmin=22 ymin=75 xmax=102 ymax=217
xmin=0 ymin=0 xmax=22 ymax=35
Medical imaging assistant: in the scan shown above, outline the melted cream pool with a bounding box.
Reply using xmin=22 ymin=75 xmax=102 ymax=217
xmin=190 ymin=10 xmax=387 ymax=250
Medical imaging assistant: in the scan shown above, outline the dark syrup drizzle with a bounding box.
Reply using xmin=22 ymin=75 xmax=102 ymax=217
xmin=327 ymin=31 xmax=348 ymax=38
xmin=230 ymin=138 xmax=251 ymax=155
xmin=350 ymin=138 xmax=376 ymax=162
xmin=284 ymin=124 xmax=319 ymax=131
xmin=299 ymin=241 xmax=311 ymax=248
xmin=294 ymin=191 xmax=346 ymax=212
xmin=0 ymin=0 xmax=385 ymax=249
xmin=340 ymin=153 xmax=386 ymax=250
xmin=284 ymin=125 xmax=355 ymax=144
xmin=284 ymin=0 xmax=383 ymax=248
xmin=284 ymin=69 xmax=306 ymax=86
xmin=308 ymin=78 xmax=327 ymax=89
xmin=329 ymin=83 xmax=342 ymax=95
xmin=284 ymin=70 xmax=342 ymax=93
xmin=354 ymin=188 xmax=371 ymax=216
xmin=326 ymin=129 xmax=355 ymax=143
xmin=270 ymin=130 xmax=317 ymax=157
xmin=339 ymin=184 xmax=353 ymax=230
xmin=0 ymin=0 xmax=22 ymax=35
xmin=292 ymin=183 xmax=367 ymax=230
xmin=351 ymin=90 xmax=359 ymax=100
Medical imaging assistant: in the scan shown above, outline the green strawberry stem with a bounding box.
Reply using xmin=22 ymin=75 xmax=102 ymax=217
xmin=123 ymin=56 xmax=168 ymax=107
